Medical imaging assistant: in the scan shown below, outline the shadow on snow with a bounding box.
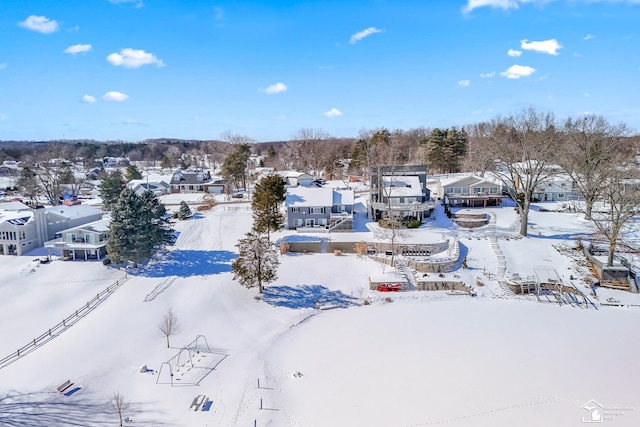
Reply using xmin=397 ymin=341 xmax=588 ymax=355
xmin=262 ymin=284 xmax=359 ymax=309
xmin=0 ymin=390 xmax=171 ymax=427
xmin=130 ymin=250 xmax=235 ymax=278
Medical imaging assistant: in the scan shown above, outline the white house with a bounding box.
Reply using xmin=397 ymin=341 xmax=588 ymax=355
xmin=0 ymin=202 xmax=38 ymax=256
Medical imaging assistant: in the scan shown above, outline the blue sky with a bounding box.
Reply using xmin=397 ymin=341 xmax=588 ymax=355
xmin=1 ymin=0 xmax=639 ymax=142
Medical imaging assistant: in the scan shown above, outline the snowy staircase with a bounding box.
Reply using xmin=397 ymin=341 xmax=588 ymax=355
xmin=488 ymin=213 xmax=510 ymax=294
xmin=394 ymin=258 xmax=417 ymax=291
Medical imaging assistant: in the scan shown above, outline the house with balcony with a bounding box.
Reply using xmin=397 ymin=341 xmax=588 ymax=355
xmin=285 ymin=186 xmax=354 ymax=231
xmin=0 ymin=201 xmax=39 ymax=256
xmin=44 ymin=218 xmax=109 ymax=260
xmin=369 ymin=165 xmax=433 ymax=221
xmin=442 ymin=175 xmax=506 ymax=207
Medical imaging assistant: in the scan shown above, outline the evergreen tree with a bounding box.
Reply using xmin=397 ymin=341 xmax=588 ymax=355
xmin=125 ymin=164 xmax=143 ymax=181
xmin=221 ymin=143 xmax=251 ymax=190
xmin=251 ymin=174 xmax=286 ymax=239
xmin=177 ymin=200 xmax=192 ymax=220
xmin=231 ymin=231 xmax=279 ymax=293
xmin=100 ymin=171 xmax=126 ymax=211
xmin=421 ymin=128 xmax=468 ymax=174
xmin=107 ymin=188 xmax=174 ymax=267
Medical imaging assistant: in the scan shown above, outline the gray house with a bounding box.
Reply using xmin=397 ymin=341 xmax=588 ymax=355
xmin=285 ymin=187 xmax=354 ymax=231
xmin=44 ymin=218 xmax=109 ymax=260
xmin=369 ymin=165 xmax=432 ymax=221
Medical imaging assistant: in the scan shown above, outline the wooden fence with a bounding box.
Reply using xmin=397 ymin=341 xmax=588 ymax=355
xmin=0 ymin=274 xmax=129 ymax=370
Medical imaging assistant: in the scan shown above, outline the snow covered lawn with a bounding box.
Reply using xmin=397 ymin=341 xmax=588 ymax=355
xmin=1 ymin=200 xmax=639 ymax=426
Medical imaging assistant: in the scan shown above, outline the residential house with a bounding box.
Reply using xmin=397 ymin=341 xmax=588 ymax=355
xmin=533 ymin=174 xmax=576 ymax=202
xmin=127 ymin=179 xmax=171 ymax=197
xmin=33 ymin=204 xmax=104 ymax=243
xmin=263 ymin=170 xmax=314 ymax=187
xmin=44 ymin=219 xmax=109 ymax=260
xmin=369 ymin=165 xmax=432 ymax=221
xmin=442 ymin=175 xmax=505 ymax=207
xmin=0 ymin=162 xmax=20 ymax=176
xmin=0 ymin=201 xmax=38 ymax=256
xmin=169 ymin=168 xmax=226 ymax=194
xmin=0 ymin=202 xmax=104 ymax=257
xmin=285 ymin=186 xmax=354 ymax=231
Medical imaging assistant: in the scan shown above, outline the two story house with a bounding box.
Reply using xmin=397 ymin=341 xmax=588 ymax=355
xmin=369 ymin=165 xmax=433 ymax=221
xmin=44 ymin=219 xmax=109 ymax=261
xmin=442 ymin=175 xmax=505 ymax=207
xmin=0 ymin=201 xmax=39 ymax=256
xmin=285 ymin=187 xmax=354 ymax=231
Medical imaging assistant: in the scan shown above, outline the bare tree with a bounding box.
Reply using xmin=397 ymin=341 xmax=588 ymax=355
xmin=158 ymin=308 xmax=180 ymax=348
xmin=110 ymin=392 xmax=130 ymax=427
xmin=467 ymin=108 xmax=561 ymax=236
xmin=558 ymin=115 xmax=632 ymax=220
xmin=291 ymin=128 xmax=331 ymax=178
xmin=591 ymin=166 xmax=640 ymax=266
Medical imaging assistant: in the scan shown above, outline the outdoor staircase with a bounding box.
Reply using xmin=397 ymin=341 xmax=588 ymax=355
xmin=394 ymin=258 xmax=417 ymax=291
xmin=488 ymin=213 xmax=510 ymax=293
xmin=326 ymin=215 xmax=352 ymax=232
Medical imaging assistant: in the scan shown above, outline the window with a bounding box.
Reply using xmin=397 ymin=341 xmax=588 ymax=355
xmin=558 ymin=193 xmax=565 ymax=199
xmin=312 ymin=207 xmax=325 ymax=214
xmin=490 ymin=187 xmax=498 ymax=194
xmin=293 ymin=219 xmax=303 ymax=227
xmin=291 ymin=207 xmax=299 ymax=213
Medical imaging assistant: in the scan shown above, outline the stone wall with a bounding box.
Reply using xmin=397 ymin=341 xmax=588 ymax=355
xmin=284 ymin=241 xmax=321 ymax=253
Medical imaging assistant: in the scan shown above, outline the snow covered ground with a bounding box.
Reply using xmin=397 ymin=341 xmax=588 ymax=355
xmin=1 ymin=195 xmax=639 ymax=426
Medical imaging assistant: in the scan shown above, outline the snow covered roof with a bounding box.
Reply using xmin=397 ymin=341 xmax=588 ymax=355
xmin=0 ymin=201 xmax=31 ymax=212
xmin=333 ymin=189 xmax=355 ymax=206
xmin=382 ymin=175 xmax=423 ymax=198
xmin=63 ymin=218 xmax=110 ymax=234
xmin=445 ymin=175 xmax=501 ymax=188
xmin=286 ymin=187 xmax=334 ymax=207
xmin=45 ymin=204 xmax=102 ymax=219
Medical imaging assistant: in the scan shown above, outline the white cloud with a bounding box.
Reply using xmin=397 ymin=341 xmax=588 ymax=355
xmin=500 ymin=64 xmax=536 ymax=79
xmin=349 ymin=27 xmax=384 ymax=44
xmin=67 ymin=25 xmax=80 ymax=32
xmin=508 ymin=49 xmax=522 ymax=57
xmin=521 ymin=38 xmax=562 ymax=55
xmin=0 ymin=64 xmax=7 ymax=70
xmin=103 ymin=91 xmax=129 ymax=101
xmin=458 ymin=80 xmax=471 ymax=87
xmin=462 ymin=0 xmax=518 ymax=13
xmin=480 ymin=72 xmax=496 ymax=78
xmin=18 ymin=15 xmax=59 ymax=34
xmin=584 ymin=34 xmax=596 ymax=40
xmin=0 ymin=113 xmax=7 ymax=121
xmin=64 ymin=44 xmax=92 ymax=55
xmin=82 ymin=95 xmax=96 ymax=103
xmin=108 ymin=0 xmax=144 ymax=8
xmin=260 ymin=82 xmax=288 ymax=94
xmin=323 ymin=108 xmax=343 ymax=118
xmin=106 ymin=48 xmax=165 ymax=68
xmin=123 ymin=119 xmax=148 ymax=126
